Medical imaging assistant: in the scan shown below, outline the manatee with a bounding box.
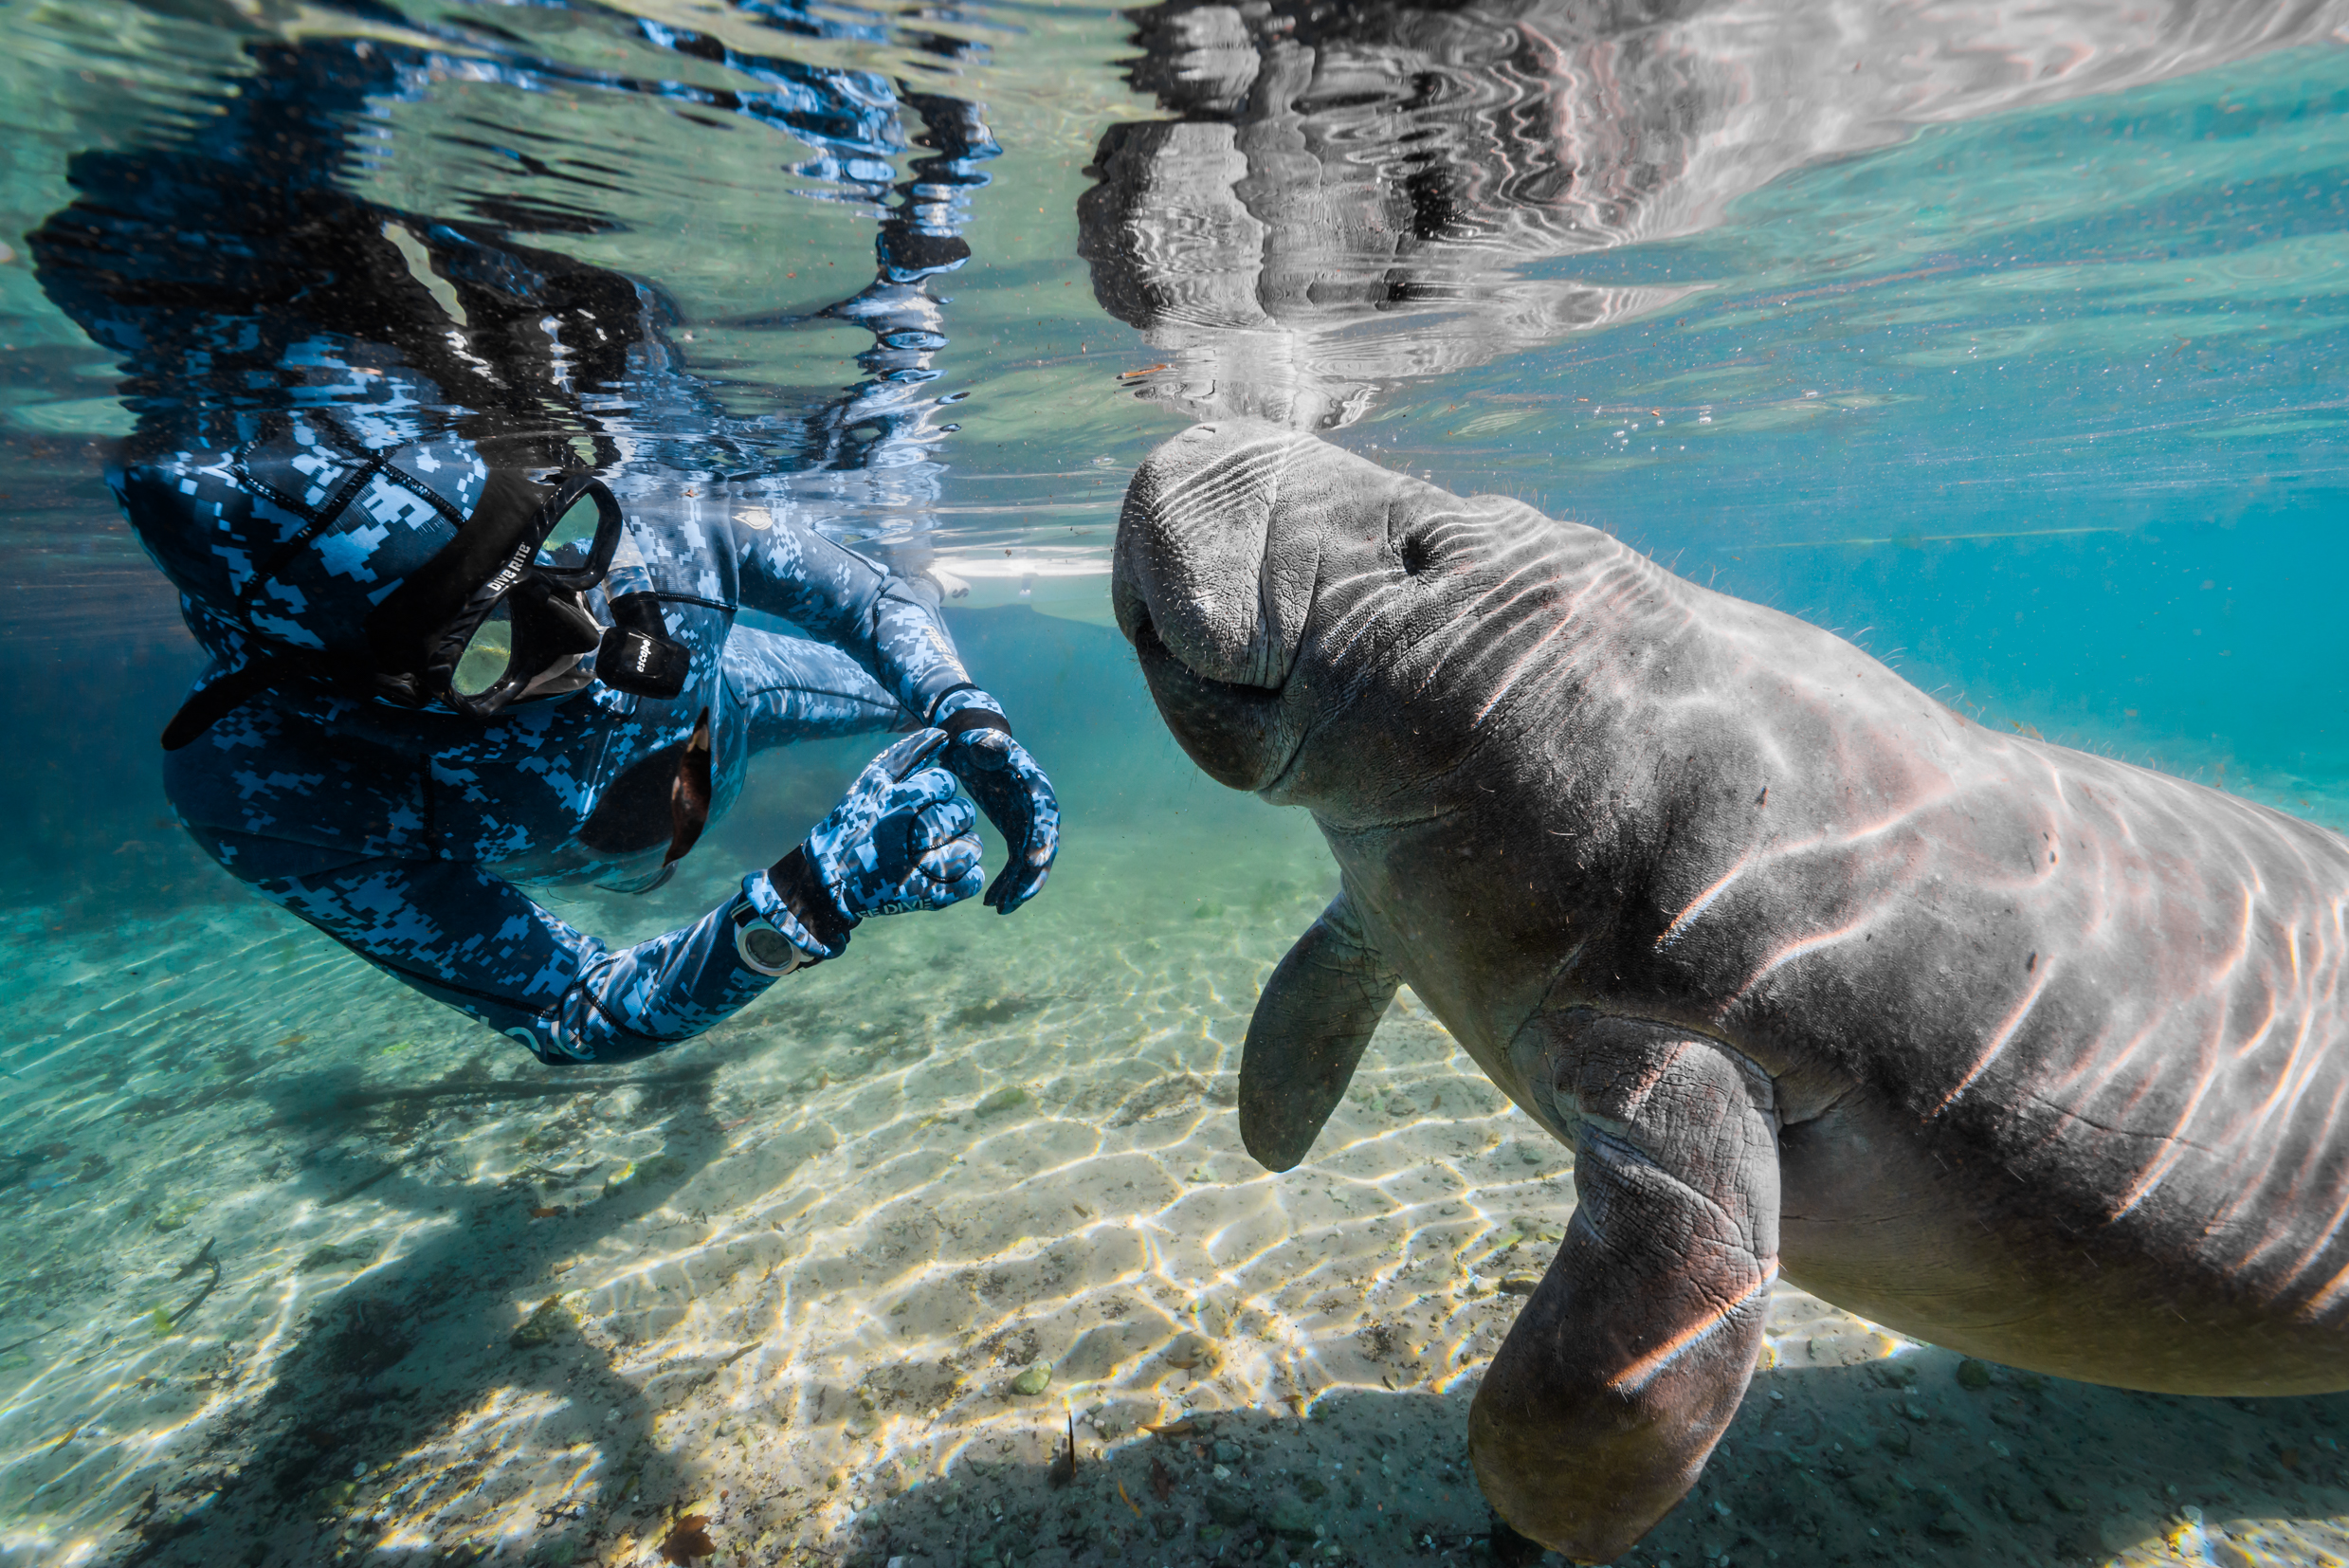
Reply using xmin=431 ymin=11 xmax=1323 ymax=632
xmin=1111 ymin=419 xmax=2349 ymax=1559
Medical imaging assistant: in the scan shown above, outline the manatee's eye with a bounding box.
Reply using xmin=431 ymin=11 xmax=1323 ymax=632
xmin=1398 ymin=531 xmax=1435 ymax=576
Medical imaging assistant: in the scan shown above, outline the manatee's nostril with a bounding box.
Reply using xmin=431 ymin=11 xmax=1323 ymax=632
xmin=1400 ymin=533 xmax=1433 ymax=576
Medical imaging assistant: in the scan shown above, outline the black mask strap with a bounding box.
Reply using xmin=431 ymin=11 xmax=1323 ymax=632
xmin=364 ymin=466 xmax=555 ymax=683
xmin=163 ymin=473 xmax=669 ymax=745
xmin=162 ymin=469 xmax=563 ymax=748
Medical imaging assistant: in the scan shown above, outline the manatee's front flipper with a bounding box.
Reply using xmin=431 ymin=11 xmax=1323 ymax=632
xmin=1472 ymin=1012 xmax=1779 ymax=1561
xmin=1239 ymin=893 xmax=1400 ymax=1172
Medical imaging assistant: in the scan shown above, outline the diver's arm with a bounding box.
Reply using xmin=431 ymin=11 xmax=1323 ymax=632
xmin=735 ymin=519 xmax=1063 ymax=912
xmin=735 ymin=515 xmax=979 ymax=722
xmin=185 ymin=734 xmax=982 ymax=1062
xmin=216 ymin=840 xmax=829 ymax=1065
xmin=733 ymin=515 xmax=1066 ymax=912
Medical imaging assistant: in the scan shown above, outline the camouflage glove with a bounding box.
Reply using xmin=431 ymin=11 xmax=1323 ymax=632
xmin=769 ymin=730 xmax=984 ymax=954
xmin=934 ymin=689 xmax=1059 ymax=914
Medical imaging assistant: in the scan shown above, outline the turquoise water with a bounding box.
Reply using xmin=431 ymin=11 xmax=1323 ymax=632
xmin=1 ymin=2 xmax=2347 ymax=1565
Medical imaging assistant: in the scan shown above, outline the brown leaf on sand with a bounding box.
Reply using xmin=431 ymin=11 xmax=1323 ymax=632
xmin=1140 ymin=1420 xmax=1195 ymax=1438
xmin=658 ymin=1516 xmax=716 ymax=1563
xmin=529 ymin=1206 xmax=567 ymax=1219
xmin=1148 ymin=1457 xmax=1175 ymax=1504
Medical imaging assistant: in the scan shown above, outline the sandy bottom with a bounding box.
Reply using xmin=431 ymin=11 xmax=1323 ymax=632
xmin=3 ymin=810 xmax=2349 ymax=1568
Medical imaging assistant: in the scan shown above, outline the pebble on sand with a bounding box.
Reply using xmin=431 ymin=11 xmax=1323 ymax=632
xmin=975 ymin=1086 xmax=1029 ymax=1118
xmin=1164 ymin=1331 xmax=1221 ymax=1372
xmin=511 ymin=1295 xmax=577 ymax=1350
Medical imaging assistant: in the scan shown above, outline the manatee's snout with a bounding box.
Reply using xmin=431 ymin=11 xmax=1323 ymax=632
xmin=1113 ymin=420 xmax=1302 ymax=687
xmin=1114 ymin=420 xmax=1320 ymax=790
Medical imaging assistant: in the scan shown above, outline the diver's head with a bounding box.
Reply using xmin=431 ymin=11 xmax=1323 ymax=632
xmin=118 ymin=416 xmax=689 ymax=747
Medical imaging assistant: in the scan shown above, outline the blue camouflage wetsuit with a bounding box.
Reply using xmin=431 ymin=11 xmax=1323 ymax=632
xmin=31 ymin=17 xmax=1057 ymax=1065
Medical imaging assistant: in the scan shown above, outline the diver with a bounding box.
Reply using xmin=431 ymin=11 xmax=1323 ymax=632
xmin=29 ymin=20 xmax=1058 ymax=1065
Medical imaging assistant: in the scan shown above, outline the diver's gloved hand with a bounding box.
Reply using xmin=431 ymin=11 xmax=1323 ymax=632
xmin=933 ymin=689 xmax=1060 ymax=915
xmin=769 ymin=730 xmax=984 ymax=954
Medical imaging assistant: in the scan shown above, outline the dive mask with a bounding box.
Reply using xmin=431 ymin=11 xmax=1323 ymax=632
xmin=365 ymin=470 xmax=691 ymax=718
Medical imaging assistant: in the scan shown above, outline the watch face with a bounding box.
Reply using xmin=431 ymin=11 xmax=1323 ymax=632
xmin=736 ymin=920 xmax=800 ymax=975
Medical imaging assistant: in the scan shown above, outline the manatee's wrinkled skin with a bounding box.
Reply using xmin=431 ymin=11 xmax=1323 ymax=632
xmin=1113 ymin=420 xmax=2349 ymax=1559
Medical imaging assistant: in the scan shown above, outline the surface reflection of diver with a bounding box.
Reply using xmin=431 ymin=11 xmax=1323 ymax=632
xmin=30 ymin=27 xmax=1057 ymax=1065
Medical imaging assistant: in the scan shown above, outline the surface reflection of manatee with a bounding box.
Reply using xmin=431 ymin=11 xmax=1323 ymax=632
xmin=1081 ymin=0 xmax=2349 ymax=430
